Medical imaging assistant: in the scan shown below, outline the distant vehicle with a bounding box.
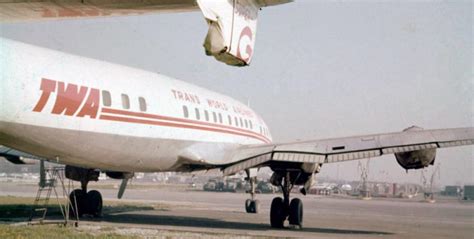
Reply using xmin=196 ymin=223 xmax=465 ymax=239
xmin=463 ymin=185 xmax=474 ymax=200
xmin=203 ymin=178 xmax=245 ymax=192
xmin=203 ymin=179 xmax=219 ymax=192
xmin=256 ymin=181 xmax=278 ymax=194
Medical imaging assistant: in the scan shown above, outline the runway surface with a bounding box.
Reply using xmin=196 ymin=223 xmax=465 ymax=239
xmin=1 ymin=182 xmax=473 ymax=238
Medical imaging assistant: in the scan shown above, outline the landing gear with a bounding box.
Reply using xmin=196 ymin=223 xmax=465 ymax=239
xmin=270 ymin=171 xmax=304 ymax=229
xmin=245 ymin=198 xmax=260 ymax=213
xmin=68 ymin=176 xmax=103 ymax=218
xmin=244 ymin=169 xmax=260 ymax=214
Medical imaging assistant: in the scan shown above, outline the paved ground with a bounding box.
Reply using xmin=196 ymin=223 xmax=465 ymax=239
xmin=1 ymin=182 xmax=473 ymax=238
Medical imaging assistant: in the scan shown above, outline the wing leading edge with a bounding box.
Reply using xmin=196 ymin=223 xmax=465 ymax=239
xmin=222 ymin=127 xmax=474 ymax=175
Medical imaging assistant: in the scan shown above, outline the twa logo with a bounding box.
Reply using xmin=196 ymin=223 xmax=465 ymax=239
xmin=236 ymin=26 xmax=253 ymax=63
xmin=33 ymin=78 xmax=100 ymax=119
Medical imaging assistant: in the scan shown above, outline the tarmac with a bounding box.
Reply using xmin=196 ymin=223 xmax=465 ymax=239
xmin=1 ymin=182 xmax=473 ymax=238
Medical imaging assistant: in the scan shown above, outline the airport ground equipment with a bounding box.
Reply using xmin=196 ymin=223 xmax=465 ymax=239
xmin=29 ymin=162 xmax=79 ymax=226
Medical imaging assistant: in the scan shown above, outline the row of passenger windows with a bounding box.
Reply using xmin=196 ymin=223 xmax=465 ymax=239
xmin=102 ymin=91 xmax=147 ymax=112
xmin=183 ymin=106 xmax=254 ymax=129
xmin=100 ymin=91 xmax=270 ymax=137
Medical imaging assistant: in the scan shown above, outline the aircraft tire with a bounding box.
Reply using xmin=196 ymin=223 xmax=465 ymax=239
xmin=87 ymin=190 xmax=103 ymax=217
xmin=245 ymin=199 xmax=252 ymax=213
xmin=270 ymin=197 xmax=285 ymax=228
xmin=288 ymin=198 xmax=303 ymax=228
xmin=69 ymin=189 xmax=86 ymax=217
xmin=249 ymin=199 xmax=260 ymax=214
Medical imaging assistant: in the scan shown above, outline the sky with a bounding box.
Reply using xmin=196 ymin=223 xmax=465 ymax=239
xmin=0 ymin=0 xmax=472 ymax=186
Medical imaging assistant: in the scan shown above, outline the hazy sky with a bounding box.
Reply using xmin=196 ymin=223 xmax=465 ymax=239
xmin=0 ymin=0 xmax=472 ymax=186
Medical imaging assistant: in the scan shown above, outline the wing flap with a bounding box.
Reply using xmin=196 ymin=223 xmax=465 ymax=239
xmin=223 ymin=127 xmax=474 ymax=175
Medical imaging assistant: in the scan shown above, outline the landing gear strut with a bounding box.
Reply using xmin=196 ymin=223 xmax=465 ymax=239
xmin=244 ymin=169 xmax=260 ymax=213
xmin=270 ymin=172 xmax=303 ymax=229
xmin=66 ymin=166 xmax=103 ymax=218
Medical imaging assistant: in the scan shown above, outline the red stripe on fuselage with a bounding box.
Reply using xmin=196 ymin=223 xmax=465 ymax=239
xmin=99 ymin=114 xmax=270 ymax=143
xmin=99 ymin=108 xmax=271 ymax=143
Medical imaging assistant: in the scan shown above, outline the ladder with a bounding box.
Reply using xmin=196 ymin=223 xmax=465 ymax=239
xmin=28 ymin=163 xmax=79 ymax=226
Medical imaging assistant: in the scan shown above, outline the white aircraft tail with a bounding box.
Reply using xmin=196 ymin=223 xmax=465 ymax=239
xmin=198 ymin=0 xmax=260 ymax=66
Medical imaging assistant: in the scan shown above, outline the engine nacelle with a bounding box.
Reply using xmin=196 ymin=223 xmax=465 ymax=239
xmin=394 ymin=126 xmax=436 ymax=170
xmin=65 ymin=165 xmax=99 ymax=182
xmin=395 ymin=148 xmax=436 ymax=170
xmin=106 ymin=171 xmax=134 ymax=180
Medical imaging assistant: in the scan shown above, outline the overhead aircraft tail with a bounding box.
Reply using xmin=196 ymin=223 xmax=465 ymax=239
xmin=197 ymin=0 xmax=261 ymax=67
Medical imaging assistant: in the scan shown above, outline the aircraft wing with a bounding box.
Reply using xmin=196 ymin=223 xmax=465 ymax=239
xmin=0 ymin=0 xmax=292 ymax=67
xmin=0 ymin=145 xmax=43 ymax=164
xmin=0 ymin=0 xmax=199 ymax=22
xmin=222 ymin=126 xmax=474 ymax=175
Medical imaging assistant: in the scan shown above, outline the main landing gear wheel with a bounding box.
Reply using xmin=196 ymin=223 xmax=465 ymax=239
xmin=270 ymin=197 xmax=286 ymax=228
xmin=269 ymin=171 xmax=305 ymax=229
xmin=69 ymin=189 xmax=103 ymax=218
xmin=87 ymin=190 xmax=103 ymax=217
xmin=288 ymin=198 xmax=303 ymax=228
xmin=245 ymin=199 xmax=260 ymax=213
xmin=69 ymin=189 xmax=86 ymax=217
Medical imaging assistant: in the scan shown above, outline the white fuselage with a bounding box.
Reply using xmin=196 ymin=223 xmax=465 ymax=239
xmin=0 ymin=38 xmax=272 ymax=172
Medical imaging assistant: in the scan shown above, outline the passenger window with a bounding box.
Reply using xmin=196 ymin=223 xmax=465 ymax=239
xmin=205 ymin=110 xmax=209 ymax=121
xmin=235 ymin=117 xmax=239 ymax=127
xmin=102 ymin=90 xmax=111 ymax=107
xmin=121 ymin=94 xmax=130 ymax=109
xmin=244 ymin=119 xmax=248 ymax=128
xmin=239 ymin=118 xmax=243 ymax=127
xmin=183 ymin=106 xmax=189 ymax=118
xmin=218 ymin=113 xmax=223 ymax=124
xmin=228 ymin=115 xmax=232 ymax=125
xmin=138 ymin=97 xmax=147 ymax=112
xmin=212 ymin=112 xmax=217 ymax=123
xmin=249 ymin=120 xmax=253 ymax=129
xmin=195 ymin=108 xmax=200 ymax=120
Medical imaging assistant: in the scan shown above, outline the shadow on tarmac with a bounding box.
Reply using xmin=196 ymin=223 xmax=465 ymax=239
xmin=95 ymin=213 xmax=393 ymax=235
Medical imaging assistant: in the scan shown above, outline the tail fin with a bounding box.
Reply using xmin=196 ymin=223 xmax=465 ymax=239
xmin=197 ymin=0 xmax=260 ymax=66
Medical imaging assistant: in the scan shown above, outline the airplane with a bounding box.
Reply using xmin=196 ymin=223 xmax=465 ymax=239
xmin=1 ymin=37 xmax=473 ymax=228
xmin=0 ymin=0 xmax=293 ymax=66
